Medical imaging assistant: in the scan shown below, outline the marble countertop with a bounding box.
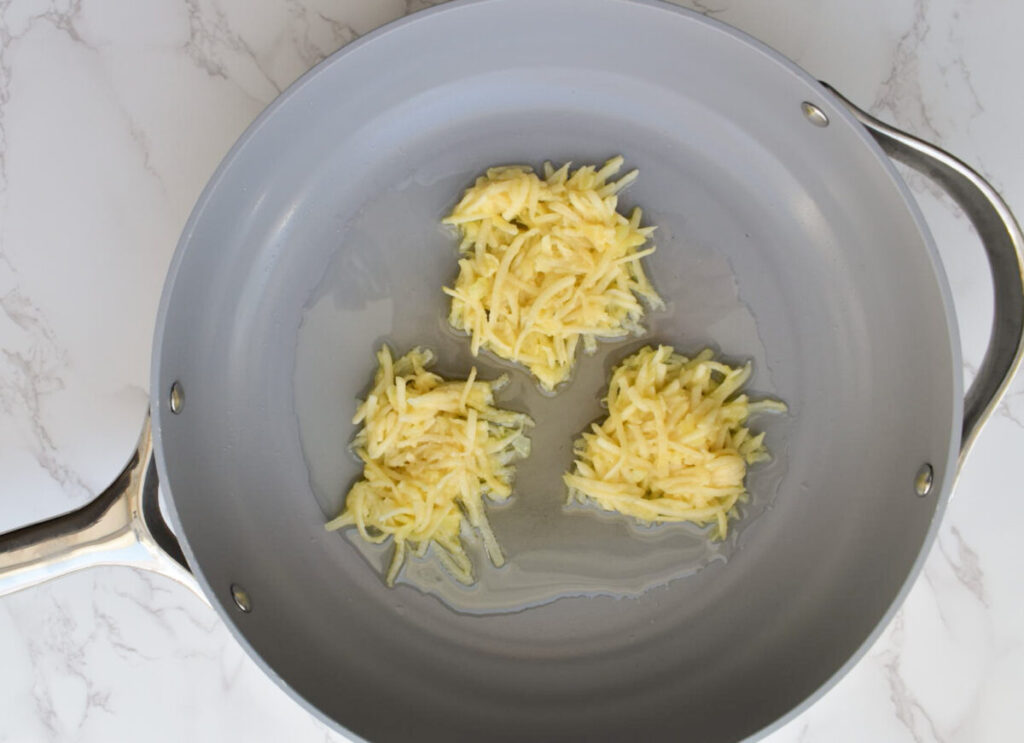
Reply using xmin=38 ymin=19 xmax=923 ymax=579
xmin=1 ymin=1 xmax=1021 ymax=741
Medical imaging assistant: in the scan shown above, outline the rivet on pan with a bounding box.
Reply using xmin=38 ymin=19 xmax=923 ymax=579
xmin=169 ymin=381 xmax=185 ymax=414
xmin=914 ymin=464 xmax=934 ymax=497
xmin=231 ymin=583 xmax=252 ymax=613
xmin=801 ymin=101 xmax=830 ymax=127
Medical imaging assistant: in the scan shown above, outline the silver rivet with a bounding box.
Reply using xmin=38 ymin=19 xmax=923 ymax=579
xmin=169 ymin=381 xmax=184 ymax=414
xmin=914 ymin=464 xmax=934 ymax=497
xmin=230 ymin=583 xmax=252 ymax=613
xmin=801 ymin=101 xmax=830 ymax=127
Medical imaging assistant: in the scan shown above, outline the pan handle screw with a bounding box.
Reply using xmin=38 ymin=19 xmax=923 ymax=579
xmin=231 ymin=583 xmax=253 ymax=613
xmin=914 ymin=464 xmax=934 ymax=497
xmin=169 ymin=381 xmax=185 ymax=414
xmin=801 ymin=101 xmax=830 ymax=127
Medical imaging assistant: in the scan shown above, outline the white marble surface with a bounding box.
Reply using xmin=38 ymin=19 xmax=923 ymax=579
xmin=1 ymin=0 xmax=1021 ymax=740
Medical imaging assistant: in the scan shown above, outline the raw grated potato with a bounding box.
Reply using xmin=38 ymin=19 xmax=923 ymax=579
xmin=326 ymin=346 xmax=532 ymax=586
xmin=563 ymin=345 xmax=785 ymax=539
xmin=443 ymin=157 xmax=663 ymax=391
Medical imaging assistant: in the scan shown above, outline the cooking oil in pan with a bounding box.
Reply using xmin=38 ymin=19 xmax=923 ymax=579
xmin=293 ymin=165 xmax=787 ymax=615
xmin=322 ymin=329 xmax=787 ymax=614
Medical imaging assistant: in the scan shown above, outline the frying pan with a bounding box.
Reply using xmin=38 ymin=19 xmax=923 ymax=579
xmin=2 ymin=0 xmax=1022 ymax=741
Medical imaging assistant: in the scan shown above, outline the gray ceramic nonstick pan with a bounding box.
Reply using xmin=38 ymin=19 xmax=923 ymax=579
xmin=2 ymin=1 xmax=1023 ymax=741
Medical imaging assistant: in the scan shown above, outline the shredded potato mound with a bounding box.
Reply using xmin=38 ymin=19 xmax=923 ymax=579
xmin=443 ymin=157 xmax=663 ymax=391
xmin=563 ymin=345 xmax=785 ymax=539
xmin=326 ymin=346 xmax=532 ymax=586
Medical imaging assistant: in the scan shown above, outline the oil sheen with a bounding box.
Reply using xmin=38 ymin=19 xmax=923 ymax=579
xmin=293 ymin=165 xmax=787 ymax=615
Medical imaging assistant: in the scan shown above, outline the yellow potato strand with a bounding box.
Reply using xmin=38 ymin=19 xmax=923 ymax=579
xmin=563 ymin=345 xmax=785 ymax=539
xmin=326 ymin=346 xmax=532 ymax=586
xmin=444 ymin=157 xmax=663 ymax=391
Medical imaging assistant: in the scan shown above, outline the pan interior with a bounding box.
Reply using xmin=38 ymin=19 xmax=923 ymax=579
xmin=152 ymin=1 xmax=958 ymax=741
xmin=292 ymin=146 xmax=791 ymax=614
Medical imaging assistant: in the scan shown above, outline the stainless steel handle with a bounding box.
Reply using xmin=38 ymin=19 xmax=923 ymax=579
xmin=0 ymin=414 xmax=206 ymax=601
xmin=823 ymin=83 xmax=1024 ymax=465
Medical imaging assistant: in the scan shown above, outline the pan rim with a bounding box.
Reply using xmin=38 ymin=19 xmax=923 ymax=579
xmin=150 ymin=0 xmax=964 ymax=740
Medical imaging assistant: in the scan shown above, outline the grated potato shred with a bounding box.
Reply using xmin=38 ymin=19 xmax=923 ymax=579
xmin=326 ymin=346 xmax=532 ymax=586
xmin=443 ymin=157 xmax=663 ymax=391
xmin=564 ymin=345 xmax=785 ymax=539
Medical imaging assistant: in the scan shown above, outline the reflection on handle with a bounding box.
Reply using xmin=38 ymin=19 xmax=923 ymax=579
xmin=823 ymin=83 xmax=1024 ymax=466
xmin=0 ymin=414 xmax=206 ymax=602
